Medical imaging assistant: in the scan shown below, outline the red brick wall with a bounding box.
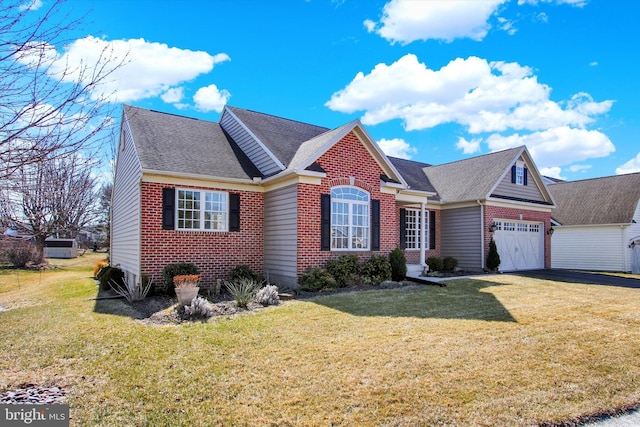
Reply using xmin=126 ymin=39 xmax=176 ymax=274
xmin=296 ymin=131 xmax=398 ymax=274
xmin=140 ymin=182 xmax=264 ymax=289
xmin=484 ymin=205 xmax=552 ymax=268
xmin=402 ymin=208 xmax=441 ymax=264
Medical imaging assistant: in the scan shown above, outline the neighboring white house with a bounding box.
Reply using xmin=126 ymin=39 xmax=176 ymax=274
xmin=547 ymin=173 xmax=640 ymax=273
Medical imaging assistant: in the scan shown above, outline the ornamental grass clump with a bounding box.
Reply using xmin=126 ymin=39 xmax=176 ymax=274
xmin=109 ymin=275 xmax=152 ymax=302
xmin=256 ymin=284 xmax=280 ymax=306
xmin=225 ymin=279 xmax=261 ymax=308
xmin=182 ymin=296 xmax=213 ymax=320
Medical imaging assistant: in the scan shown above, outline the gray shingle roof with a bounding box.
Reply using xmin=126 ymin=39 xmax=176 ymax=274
xmin=124 ymin=105 xmax=261 ymax=180
xmin=548 ymin=173 xmax=640 ymax=225
xmin=388 ymin=156 xmax=439 ymax=199
xmin=422 ymin=147 xmax=524 ymax=203
xmin=225 ymin=106 xmax=329 ymax=167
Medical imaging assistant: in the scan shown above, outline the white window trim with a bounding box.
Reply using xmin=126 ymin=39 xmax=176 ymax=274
xmin=176 ymin=188 xmax=229 ymax=232
xmin=515 ymin=161 xmax=525 ymax=186
xmin=405 ymin=208 xmax=430 ymax=251
xmin=330 ymin=186 xmax=370 ymax=251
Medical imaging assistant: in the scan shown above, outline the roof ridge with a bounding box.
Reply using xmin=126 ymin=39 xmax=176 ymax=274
xmin=126 ymin=105 xmax=202 ymax=121
xmin=226 ymin=105 xmax=329 ymax=131
xmin=427 ymin=146 xmax=523 ymax=169
xmin=387 ymin=156 xmax=432 ymax=168
xmin=550 ymin=171 xmax=640 ymax=185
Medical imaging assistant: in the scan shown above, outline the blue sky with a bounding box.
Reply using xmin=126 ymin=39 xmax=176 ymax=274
xmin=30 ymin=0 xmax=640 ymax=179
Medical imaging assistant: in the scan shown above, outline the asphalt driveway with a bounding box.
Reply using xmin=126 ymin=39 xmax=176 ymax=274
xmin=514 ymin=269 xmax=640 ymax=289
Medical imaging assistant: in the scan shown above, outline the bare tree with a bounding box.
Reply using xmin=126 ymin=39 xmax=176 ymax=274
xmin=96 ymin=182 xmax=112 ymax=248
xmin=0 ymin=152 xmax=97 ymax=261
xmin=0 ymin=0 xmax=125 ymax=179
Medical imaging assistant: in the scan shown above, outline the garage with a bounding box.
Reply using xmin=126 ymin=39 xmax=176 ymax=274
xmin=492 ymin=220 xmax=544 ymax=271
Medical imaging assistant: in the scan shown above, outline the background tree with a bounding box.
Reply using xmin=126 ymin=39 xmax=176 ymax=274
xmin=96 ymin=182 xmax=112 ymax=249
xmin=0 ymin=152 xmax=97 ymax=261
xmin=0 ymin=0 xmax=124 ymax=179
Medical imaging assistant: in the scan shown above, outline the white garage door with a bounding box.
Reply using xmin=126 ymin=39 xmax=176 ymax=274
xmin=493 ymin=220 xmax=544 ymax=271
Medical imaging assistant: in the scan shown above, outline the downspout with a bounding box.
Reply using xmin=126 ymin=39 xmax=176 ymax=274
xmin=420 ymin=201 xmax=427 ymax=268
xmin=477 ymin=200 xmax=484 ymax=269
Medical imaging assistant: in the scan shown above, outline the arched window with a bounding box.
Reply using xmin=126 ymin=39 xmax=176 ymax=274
xmin=331 ymin=186 xmax=370 ymax=250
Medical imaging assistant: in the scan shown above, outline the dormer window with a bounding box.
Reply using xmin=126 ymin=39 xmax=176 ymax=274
xmin=512 ymin=161 xmax=528 ymax=186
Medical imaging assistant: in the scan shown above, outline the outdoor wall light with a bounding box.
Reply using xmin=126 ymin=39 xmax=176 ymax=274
xmin=631 ymin=241 xmax=636 ymax=249
xmin=547 ymin=227 xmax=555 ymax=236
xmin=489 ymin=223 xmax=497 ymax=233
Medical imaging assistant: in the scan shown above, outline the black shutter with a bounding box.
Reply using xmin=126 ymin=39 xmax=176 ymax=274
xmin=320 ymin=194 xmax=331 ymax=251
xmin=511 ymin=165 xmax=517 ymax=184
xmin=371 ymin=199 xmax=380 ymax=251
xmin=162 ymin=188 xmax=175 ymax=230
xmin=399 ymin=208 xmax=407 ymax=250
xmin=229 ymin=193 xmax=240 ymax=231
xmin=429 ymin=210 xmax=436 ymax=249
xmin=523 ymin=168 xmax=528 ymax=186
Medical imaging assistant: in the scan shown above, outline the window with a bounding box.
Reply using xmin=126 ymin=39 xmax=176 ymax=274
xmin=330 ymin=186 xmax=369 ymax=250
xmin=515 ymin=163 xmax=524 ymax=185
xmin=177 ymin=189 xmax=228 ymax=231
xmin=404 ymin=209 xmax=431 ymax=250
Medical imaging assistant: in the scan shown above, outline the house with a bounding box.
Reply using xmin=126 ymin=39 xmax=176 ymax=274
xmin=547 ymin=173 xmax=640 ymax=273
xmin=111 ymin=105 xmax=555 ymax=289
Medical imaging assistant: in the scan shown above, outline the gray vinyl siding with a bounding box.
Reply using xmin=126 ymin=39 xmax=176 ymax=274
xmin=111 ymin=119 xmax=142 ymax=282
xmin=440 ymin=206 xmax=483 ymax=270
xmin=264 ymin=184 xmax=298 ymax=287
xmin=220 ymin=109 xmax=282 ymax=176
xmin=493 ymin=158 xmax=546 ymax=203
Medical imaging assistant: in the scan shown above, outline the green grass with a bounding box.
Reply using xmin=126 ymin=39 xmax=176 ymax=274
xmin=1 ymin=256 xmax=640 ymax=425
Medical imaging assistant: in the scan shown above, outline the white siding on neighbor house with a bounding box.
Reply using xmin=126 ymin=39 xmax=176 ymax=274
xmin=111 ymin=119 xmax=142 ymax=282
xmin=551 ymin=225 xmax=628 ymax=271
xmin=623 ymin=200 xmax=640 ymax=271
xmin=220 ymin=110 xmax=283 ymax=177
xmin=264 ymin=184 xmax=298 ymax=287
xmin=440 ymin=206 xmax=483 ymax=270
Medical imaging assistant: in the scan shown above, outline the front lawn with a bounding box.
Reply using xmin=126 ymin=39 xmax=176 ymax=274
xmin=1 ymin=256 xmax=639 ymax=426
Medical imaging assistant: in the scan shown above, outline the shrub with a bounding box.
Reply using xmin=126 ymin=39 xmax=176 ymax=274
xmin=389 ymin=247 xmax=407 ymax=281
xmin=182 ymin=296 xmax=213 ymax=320
xmin=326 ymin=254 xmax=361 ymax=287
xmin=256 ymin=285 xmax=280 ymax=306
xmin=6 ymin=240 xmax=40 ymax=268
xmin=93 ymin=258 xmax=109 ymax=277
xmin=298 ymin=267 xmax=338 ymax=291
xmin=225 ymin=279 xmax=261 ymax=308
xmin=97 ymin=266 xmax=125 ymax=291
xmin=162 ymin=262 xmax=200 ymax=293
xmin=486 ymin=238 xmax=501 ymax=271
xmin=361 ymin=254 xmax=392 ymax=285
xmin=109 ymin=275 xmax=152 ymax=302
xmin=443 ymin=257 xmax=458 ymax=271
xmin=229 ymin=265 xmax=261 ymax=283
xmin=427 ymin=257 xmax=443 ymax=272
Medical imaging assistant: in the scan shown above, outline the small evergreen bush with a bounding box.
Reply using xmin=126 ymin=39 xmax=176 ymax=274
xmin=225 ymin=279 xmax=261 ymax=308
xmin=486 ymin=238 xmax=501 ymax=271
xmin=97 ymin=265 xmax=125 ymax=291
xmin=442 ymin=256 xmax=458 ymax=271
xmin=426 ymin=257 xmax=443 ymax=272
xmin=298 ymin=267 xmax=337 ymax=291
xmin=256 ymin=285 xmax=280 ymax=306
xmin=361 ymin=254 xmax=392 ymax=285
xmin=326 ymin=254 xmax=361 ymax=287
xmin=229 ymin=264 xmax=261 ymax=282
xmin=389 ymin=247 xmax=407 ymax=281
xmin=162 ymin=262 xmax=200 ymax=293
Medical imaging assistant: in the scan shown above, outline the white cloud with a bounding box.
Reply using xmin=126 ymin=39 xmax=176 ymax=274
xmin=46 ymin=36 xmax=230 ymax=103
xmin=568 ymin=164 xmax=591 ymax=173
xmin=366 ymin=0 xmax=508 ymax=44
xmin=539 ymin=166 xmax=564 ymax=180
xmin=19 ymin=0 xmax=42 ymax=11
xmin=518 ymin=0 xmax=588 ymax=6
xmin=456 ymin=137 xmax=482 ymax=154
xmin=486 ymin=126 xmax=614 ymax=169
xmin=326 ymin=54 xmax=612 ymax=134
xmin=589 ymin=61 xmax=598 ymax=67
xmin=161 ymin=87 xmax=184 ymax=103
xmin=377 ymin=138 xmax=417 ymax=159
xmin=193 ymin=84 xmax=231 ymax=113
xmin=616 ymin=153 xmax=640 ymax=175
xmin=497 ymin=17 xmax=517 ymax=35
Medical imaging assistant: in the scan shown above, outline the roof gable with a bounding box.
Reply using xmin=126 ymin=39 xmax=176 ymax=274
xmin=124 ymin=105 xmax=260 ymax=180
xmin=548 ymin=173 xmax=640 ymax=225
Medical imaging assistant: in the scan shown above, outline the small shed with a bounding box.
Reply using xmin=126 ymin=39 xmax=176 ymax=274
xmin=548 ymin=173 xmax=640 ymax=273
xmin=44 ymin=238 xmax=79 ymax=259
